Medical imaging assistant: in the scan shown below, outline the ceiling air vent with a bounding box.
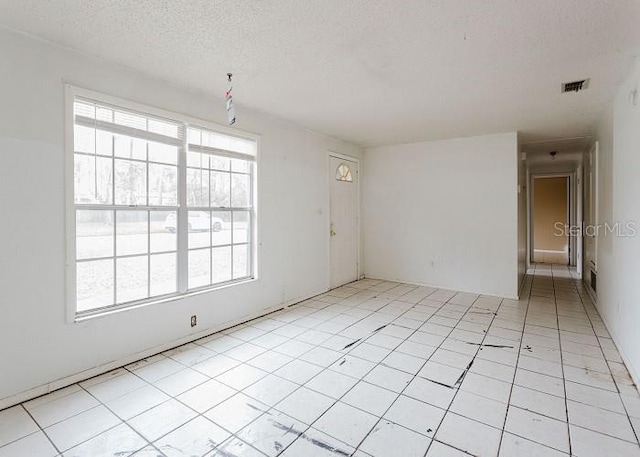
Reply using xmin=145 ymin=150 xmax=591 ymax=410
xmin=562 ymin=79 xmax=590 ymax=93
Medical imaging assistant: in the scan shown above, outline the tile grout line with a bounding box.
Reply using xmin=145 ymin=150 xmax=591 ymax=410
xmin=123 ymin=282 xmax=404 ymax=455
xmin=344 ymin=294 xmax=466 ymax=455
xmin=197 ymin=281 xmax=404 ymax=455
xmin=21 ymin=404 xmax=63 ymax=457
xmin=268 ymin=284 xmax=459 ymax=455
xmin=74 ymin=382 xmax=154 ymax=455
xmin=276 ymin=286 xmax=494 ymax=454
xmin=551 ymin=264 xmax=573 ymax=456
xmin=410 ymin=294 xmax=512 ymax=454
xmin=421 ymin=291 xmax=511 ymax=456
xmin=199 ymin=281 xmax=437 ymax=455
xmin=495 ymin=264 xmax=533 ymax=454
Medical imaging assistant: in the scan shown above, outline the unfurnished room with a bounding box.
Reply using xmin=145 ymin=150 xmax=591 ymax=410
xmin=1 ymin=1 xmax=640 ymax=456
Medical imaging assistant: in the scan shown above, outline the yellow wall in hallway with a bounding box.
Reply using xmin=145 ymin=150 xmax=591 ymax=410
xmin=533 ymin=176 xmax=568 ymax=254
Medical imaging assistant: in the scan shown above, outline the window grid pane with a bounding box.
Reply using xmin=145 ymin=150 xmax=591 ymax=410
xmin=73 ymin=97 xmax=255 ymax=315
xmin=183 ymin=174 xmax=254 ymax=289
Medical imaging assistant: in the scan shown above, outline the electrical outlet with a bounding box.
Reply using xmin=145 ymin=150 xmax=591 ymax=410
xmin=190 ymin=315 xmax=197 ymax=327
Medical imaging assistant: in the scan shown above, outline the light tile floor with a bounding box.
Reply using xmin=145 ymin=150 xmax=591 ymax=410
xmin=2 ymin=264 xmax=640 ymax=456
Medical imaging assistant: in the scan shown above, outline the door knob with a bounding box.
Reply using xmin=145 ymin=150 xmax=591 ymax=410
xmin=330 ymin=222 xmax=336 ymax=237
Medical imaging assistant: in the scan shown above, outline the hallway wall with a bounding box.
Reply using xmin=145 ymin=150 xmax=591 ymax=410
xmin=589 ymin=56 xmax=640 ymax=386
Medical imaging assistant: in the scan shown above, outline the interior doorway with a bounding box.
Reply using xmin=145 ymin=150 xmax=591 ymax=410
xmin=532 ymin=176 xmax=570 ymax=264
xmin=329 ymin=154 xmax=359 ymax=289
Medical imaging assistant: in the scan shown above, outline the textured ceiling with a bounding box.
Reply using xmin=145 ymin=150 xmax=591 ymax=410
xmin=1 ymin=0 xmax=639 ymax=147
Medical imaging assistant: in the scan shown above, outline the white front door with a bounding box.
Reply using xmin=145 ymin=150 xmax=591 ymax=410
xmin=330 ymin=155 xmax=358 ymax=289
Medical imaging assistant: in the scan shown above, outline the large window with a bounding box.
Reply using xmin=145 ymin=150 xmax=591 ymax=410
xmin=69 ymin=90 xmax=257 ymax=318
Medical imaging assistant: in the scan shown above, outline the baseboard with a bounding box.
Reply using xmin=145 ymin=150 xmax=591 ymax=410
xmin=584 ymin=281 xmax=597 ymax=307
xmin=581 ymin=282 xmax=640 ymax=394
xmin=532 ymin=249 xmax=569 ymax=264
xmin=0 ymin=287 xmax=328 ymax=411
xmin=596 ymin=311 xmax=640 ymax=394
xmin=363 ymin=275 xmax=518 ymax=300
xmin=517 ymin=272 xmax=528 ymax=300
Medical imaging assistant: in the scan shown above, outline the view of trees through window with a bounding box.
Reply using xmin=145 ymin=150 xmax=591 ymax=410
xmin=72 ymin=96 xmax=256 ymax=315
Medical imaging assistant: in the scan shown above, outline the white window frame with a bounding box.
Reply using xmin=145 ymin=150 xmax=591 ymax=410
xmin=65 ymin=85 xmax=260 ymax=322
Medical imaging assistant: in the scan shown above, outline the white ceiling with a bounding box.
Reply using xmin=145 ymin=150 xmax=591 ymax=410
xmin=1 ymin=0 xmax=640 ymax=147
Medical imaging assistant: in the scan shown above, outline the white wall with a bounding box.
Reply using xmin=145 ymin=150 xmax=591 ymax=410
xmin=589 ymin=56 xmax=640 ymax=386
xmin=363 ymin=133 xmax=519 ymax=298
xmin=0 ymin=28 xmax=361 ymax=406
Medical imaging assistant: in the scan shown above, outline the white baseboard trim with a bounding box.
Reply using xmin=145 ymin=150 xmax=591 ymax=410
xmin=581 ymin=282 xmax=640 ymax=394
xmin=608 ymin=327 xmax=640 ymax=394
xmin=363 ymin=275 xmax=518 ymax=300
xmin=517 ymin=272 xmax=528 ymax=300
xmin=0 ymin=287 xmax=328 ymax=411
xmin=584 ymin=282 xmax=597 ymax=307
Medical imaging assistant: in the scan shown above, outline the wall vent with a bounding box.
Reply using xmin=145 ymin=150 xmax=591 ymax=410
xmin=562 ymin=79 xmax=590 ymax=93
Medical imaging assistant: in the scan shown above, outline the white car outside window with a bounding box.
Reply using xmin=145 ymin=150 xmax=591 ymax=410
xmin=165 ymin=212 xmax=223 ymax=233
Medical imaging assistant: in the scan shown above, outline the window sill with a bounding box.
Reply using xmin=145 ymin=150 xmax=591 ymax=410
xmin=74 ymin=277 xmax=257 ymax=323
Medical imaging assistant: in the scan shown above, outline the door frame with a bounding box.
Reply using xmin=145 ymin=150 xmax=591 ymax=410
xmin=583 ymin=141 xmax=598 ymax=297
xmin=588 ymin=141 xmax=599 ymax=271
xmin=528 ymin=173 xmax=572 ymax=266
xmin=575 ymin=166 xmax=583 ymax=279
xmin=327 ymin=151 xmax=361 ymax=289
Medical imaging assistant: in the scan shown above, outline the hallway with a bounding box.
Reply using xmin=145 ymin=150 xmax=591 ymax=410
xmin=1 ymin=267 xmax=639 ymax=456
xmin=518 ymin=264 xmax=640 ymax=455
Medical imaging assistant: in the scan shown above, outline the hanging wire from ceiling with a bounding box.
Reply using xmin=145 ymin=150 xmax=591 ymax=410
xmin=226 ymin=73 xmax=236 ymax=126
